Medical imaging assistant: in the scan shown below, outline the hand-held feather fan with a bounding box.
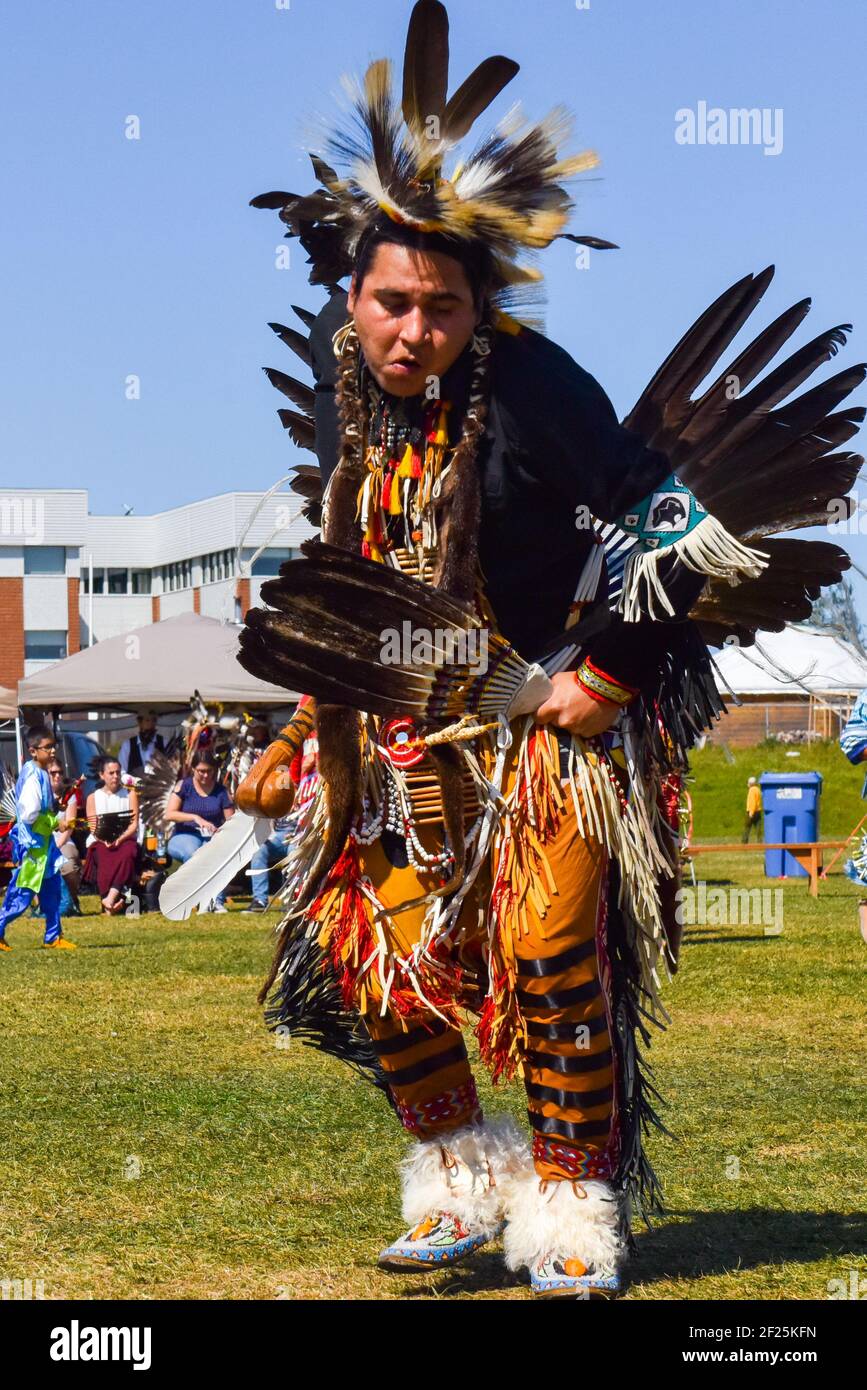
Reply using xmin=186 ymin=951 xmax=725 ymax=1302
xmin=1 ymin=765 xmax=17 ymax=823
xmin=237 ymin=541 xmax=553 ymax=724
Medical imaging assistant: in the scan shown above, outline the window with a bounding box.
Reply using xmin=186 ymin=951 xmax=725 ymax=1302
xmin=24 ymin=546 xmax=65 ymax=574
xmin=202 ymin=548 xmax=235 ymax=583
xmin=131 ymin=569 xmax=151 ymax=595
xmin=162 ymin=560 xmax=193 ymax=592
xmin=80 ymin=568 xmax=104 ymax=594
xmin=25 ymin=630 xmax=67 ymax=661
xmin=107 ymin=568 xmax=128 ymax=594
xmin=251 ymin=547 xmax=294 ymax=576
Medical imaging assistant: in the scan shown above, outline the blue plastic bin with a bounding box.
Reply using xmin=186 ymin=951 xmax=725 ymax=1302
xmin=759 ymin=772 xmax=823 ymax=878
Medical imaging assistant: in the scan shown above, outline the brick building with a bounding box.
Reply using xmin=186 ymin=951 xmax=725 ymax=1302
xmin=0 ymin=488 xmax=313 ymax=689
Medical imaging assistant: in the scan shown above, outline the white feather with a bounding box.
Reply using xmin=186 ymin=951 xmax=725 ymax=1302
xmin=159 ymin=812 xmax=272 ymax=920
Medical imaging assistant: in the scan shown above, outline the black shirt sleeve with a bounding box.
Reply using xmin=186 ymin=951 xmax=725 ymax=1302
xmin=496 ymin=328 xmax=674 ymax=523
xmin=495 ymin=328 xmax=704 ymax=690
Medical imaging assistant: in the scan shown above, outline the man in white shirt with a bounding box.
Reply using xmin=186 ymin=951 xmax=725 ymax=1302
xmin=119 ymin=711 xmax=165 ymax=777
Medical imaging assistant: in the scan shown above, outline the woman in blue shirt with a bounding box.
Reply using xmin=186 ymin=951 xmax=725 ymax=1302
xmin=164 ymin=751 xmax=234 ymax=912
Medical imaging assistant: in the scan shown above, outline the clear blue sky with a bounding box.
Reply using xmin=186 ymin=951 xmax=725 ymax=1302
xmin=2 ymin=0 xmax=866 ymax=611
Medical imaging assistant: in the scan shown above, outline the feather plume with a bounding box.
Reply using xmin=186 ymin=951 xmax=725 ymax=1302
xmin=252 ymin=1 xmax=605 ymax=310
xmin=159 ymin=812 xmax=272 ymax=920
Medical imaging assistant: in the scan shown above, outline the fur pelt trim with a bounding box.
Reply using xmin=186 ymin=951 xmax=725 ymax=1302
xmin=400 ymin=1116 xmax=529 ymax=1236
xmin=502 ymin=1168 xmax=628 ymax=1277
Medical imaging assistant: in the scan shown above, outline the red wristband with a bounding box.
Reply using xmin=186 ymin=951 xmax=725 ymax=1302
xmin=574 ymin=658 xmax=638 ymax=707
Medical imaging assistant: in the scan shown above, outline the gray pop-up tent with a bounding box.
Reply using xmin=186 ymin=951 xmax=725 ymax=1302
xmin=17 ymin=612 xmax=294 ymax=712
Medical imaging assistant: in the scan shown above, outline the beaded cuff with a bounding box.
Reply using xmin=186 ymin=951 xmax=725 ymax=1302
xmin=574 ymin=658 xmax=638 ymax=707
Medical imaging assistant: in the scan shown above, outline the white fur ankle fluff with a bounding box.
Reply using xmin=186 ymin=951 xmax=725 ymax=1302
xmin=502 ymin=1169 xmax=627 ymax=1277
xmin=400 ymin=1116 xmax=529 ymax=1237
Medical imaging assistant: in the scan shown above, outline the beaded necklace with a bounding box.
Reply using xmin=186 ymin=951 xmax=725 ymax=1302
xmin=356 ymin=380 xmax=452 ymax=568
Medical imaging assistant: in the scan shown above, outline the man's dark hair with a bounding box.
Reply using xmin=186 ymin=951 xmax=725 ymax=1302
xmin=26 ymin=724 xmax=53 ymax=750
xmin=352 ymin=215 xmax=494 ymax=312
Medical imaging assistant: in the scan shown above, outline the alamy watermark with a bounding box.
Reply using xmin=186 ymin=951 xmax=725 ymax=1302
xmin=827 ymin=1268 xmax=867 ymax=1299
xmin=1 ymin=1277 xmax=45 ymax=1300
xmin=675 ymin=102 xmax=783 ymax=157
xmin=676 ymin=883 xmax=784 ymax=935
xmin=0 ymin=496 xmax=45 ymax=542
xmin=827 ymin=493 xmax=867 ymax=533
xmin=380 ymin=621 xmax=489 ymax=676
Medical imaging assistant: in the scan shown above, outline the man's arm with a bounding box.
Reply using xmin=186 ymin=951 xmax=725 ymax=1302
xmin=507 ymin=331 xmax=710 ymax=702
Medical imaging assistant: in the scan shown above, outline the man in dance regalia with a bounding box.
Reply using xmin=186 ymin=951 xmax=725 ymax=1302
xmin=236 ymin=1 xmax=863 ymax=1296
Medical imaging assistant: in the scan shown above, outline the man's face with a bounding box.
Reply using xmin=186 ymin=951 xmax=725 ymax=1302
xmin=346 ymin=242 xmax=479 ymax=398
xmin=138 ymin=716 xmax=156 ymax=738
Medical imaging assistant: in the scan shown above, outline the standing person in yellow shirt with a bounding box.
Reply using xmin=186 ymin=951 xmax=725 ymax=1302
xmin=743 ymin=777 xmax=763 ymax=843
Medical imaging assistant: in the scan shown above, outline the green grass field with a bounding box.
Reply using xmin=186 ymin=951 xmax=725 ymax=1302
xmin=689 ymin=740 xmax=865 ymax=842
xmin=1 ymin=844 xmax=865 ymax=1301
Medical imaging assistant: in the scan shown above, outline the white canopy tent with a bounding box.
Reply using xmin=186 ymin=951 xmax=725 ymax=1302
xmin=16 ymin=612 xmax=295 ymax=712
xmin=712 ymin=625 xmax=867 ymax=698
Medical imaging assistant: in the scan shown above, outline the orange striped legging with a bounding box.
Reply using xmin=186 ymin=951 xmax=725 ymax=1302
xmin=360 ymin=790 xmax=616 ymax=1184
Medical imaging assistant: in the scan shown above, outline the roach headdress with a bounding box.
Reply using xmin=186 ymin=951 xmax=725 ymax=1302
xmin=251 ymin=0 xmax=614 ymax=315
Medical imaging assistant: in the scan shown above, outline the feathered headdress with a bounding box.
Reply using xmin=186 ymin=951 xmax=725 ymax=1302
xmin=251 ymin=0 xmax=614 ymax=309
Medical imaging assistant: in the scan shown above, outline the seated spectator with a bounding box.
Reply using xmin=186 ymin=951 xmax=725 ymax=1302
xmin=119 ymin=711 xmax=166 ymax=776
xmin=164 ymin=751 xmax=234 ymax=913
xmin=84 ymin=757 xmax=140 ymax=915
xmin=48 ymin=760 xmax=82 ymax=913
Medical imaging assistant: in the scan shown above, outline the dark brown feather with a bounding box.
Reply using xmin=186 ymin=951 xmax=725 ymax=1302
xmin=559 ymin=234 xmax=619 ymax=251
xmin=277 ymin=408 xmax=316 ymax=451
xmin=291 ymin=304 xmax=317 ymax=330
xmin=268 ymin=321 xmax=311 ymax=365
xmin=442 ymin=56 xmax=519 ymax=142
xmin=402 ymin=0 xmax=449 ymax=139
xmin=250 ymin=191 xmax=295 ymax=209
xmin=624 ymin=268 xmax=775 ymax=447
xmin=263 ymin=368 xmax=315 ymax=413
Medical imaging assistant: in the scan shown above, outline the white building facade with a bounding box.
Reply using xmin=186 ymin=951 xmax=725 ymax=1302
xmin=0 ymin=487 xmax=314 ymax=686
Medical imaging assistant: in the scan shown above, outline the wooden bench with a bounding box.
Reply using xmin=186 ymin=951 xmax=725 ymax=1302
xmin=686 ymin=842 xmax=849 ymax=897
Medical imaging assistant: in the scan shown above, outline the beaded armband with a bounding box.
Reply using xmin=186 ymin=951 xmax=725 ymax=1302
xmin=574 ymin=658 xmax=638 ymax=707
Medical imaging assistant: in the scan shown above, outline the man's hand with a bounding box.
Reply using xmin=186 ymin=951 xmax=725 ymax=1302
xmin=534 ymin=671 xmax=622 ymax=738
